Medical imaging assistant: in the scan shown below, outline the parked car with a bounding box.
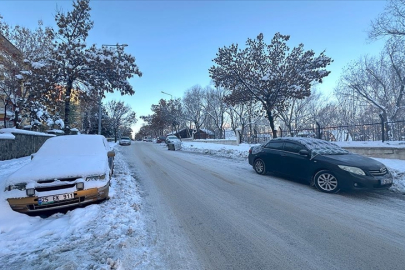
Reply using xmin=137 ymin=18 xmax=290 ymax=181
xmin=119 ymin=137 xmax=132 ymax=146
xmin=156 ymin=136 xmax=166 ymax=143
xmin=248 ymin=137 xmax=393 ymax=193
xmin=165 ymin=135 xmax=181 ymax=150
xmin=4 ymin=135 xmax=115 ymax=214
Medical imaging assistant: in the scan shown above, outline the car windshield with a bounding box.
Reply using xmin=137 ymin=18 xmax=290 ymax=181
xmin=121 ymin=137 xmax=130 ymax=140
xmin=274 ymin=137 xmax=349 ymax=158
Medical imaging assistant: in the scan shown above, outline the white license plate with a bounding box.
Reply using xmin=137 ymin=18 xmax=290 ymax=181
xmin=381 ymin=178 xmax=393 ymax=185
xmin=38 ymin=193 xmax=75 ymax=205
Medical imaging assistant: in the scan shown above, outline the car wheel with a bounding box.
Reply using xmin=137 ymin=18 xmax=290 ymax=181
xmin=314 ymin=170 xmax=340 ymax=193
xmin=254 ymin=158 xmax=266 ymax=175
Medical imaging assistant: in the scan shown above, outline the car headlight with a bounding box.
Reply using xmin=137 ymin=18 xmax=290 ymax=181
xmin=5 ymin=183 xmax=27 ymax=192
xmin=86 ymin=174 xmax=106 ymax=181
xmin=26 ymin=188 xmax=35 ymax=196
xmin=338 ymin=165 xmax=366 ymax=175
xmin=76 ymin=182 xmax=84 ymax=190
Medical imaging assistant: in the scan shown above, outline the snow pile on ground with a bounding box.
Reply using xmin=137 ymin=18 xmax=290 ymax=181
xmin=0 ymin=149 xmax=150 ymax=270
xmin=181 ymin=141 xmax=252 ymax=159
xmin=181 ymin=141 xmax=405 ymax=194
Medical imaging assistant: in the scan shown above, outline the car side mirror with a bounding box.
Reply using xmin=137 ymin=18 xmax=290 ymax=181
xmin=299 ymin=149 xmax=310 ymax=156
xmin=107 ymin=151 xmax=115 ymax=158
xmin=31 ymin=154 xmax=35 ymax=160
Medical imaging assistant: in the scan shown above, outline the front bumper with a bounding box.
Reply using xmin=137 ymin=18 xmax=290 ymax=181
xmin=337 ymin=171 xmax=393 ymax=190
xmin=7 ymin=183 xmax=110 ymax=214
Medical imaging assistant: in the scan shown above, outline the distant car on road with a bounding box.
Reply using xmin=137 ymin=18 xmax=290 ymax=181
xmin=119 ymin=137 xmax=132 ymax=146
xmin=143 ymin=136 xmax=152 ymax=142
xmin=4 ymin=135 xmax=115 ymax=215
xmin=248 ymin=137 xmax=393 ymax=193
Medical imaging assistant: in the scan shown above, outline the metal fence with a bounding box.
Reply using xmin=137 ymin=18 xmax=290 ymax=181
xmin=241 ymin=120 xmax=405 ymax=143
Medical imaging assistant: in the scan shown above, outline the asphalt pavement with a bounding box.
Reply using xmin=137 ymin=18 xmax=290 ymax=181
xmin=120 ymin=142 xmax=405 ymax=270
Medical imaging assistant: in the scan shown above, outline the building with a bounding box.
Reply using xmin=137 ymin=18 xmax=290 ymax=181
xmin=0 ymin=34 xmax=23 ymax=128
xmin=171 ymin=128 xmax=215 ymax=139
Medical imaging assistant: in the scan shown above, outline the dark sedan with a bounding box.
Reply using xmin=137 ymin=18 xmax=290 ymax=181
xmin=248 ymin=137 xmax=393 ymax=193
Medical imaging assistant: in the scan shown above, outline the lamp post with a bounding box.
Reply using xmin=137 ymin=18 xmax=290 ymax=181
xmin=98 ymin=43 xmax=128 ymax=135
xmin=161 ymin=91 xmax=172 ymax=99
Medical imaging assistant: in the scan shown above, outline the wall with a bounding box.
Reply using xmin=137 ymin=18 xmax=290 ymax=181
xmin=0 ymin=132 xmax=54 ymax=161
xmin=342 ymin=147 xmax=405 ymax=160
xmin=182 ymin=138 xmax=239 ymax=145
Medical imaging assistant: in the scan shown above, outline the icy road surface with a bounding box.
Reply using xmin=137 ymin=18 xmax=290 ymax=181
xmin=122 ymin=142 xmax=405 ymax=270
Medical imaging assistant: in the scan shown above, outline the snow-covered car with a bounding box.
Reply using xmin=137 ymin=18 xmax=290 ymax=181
xmin=119 ymin=137 xmax=131 ymax=146
xmin=4 ymin=135 xmax=115 ymax=214
xmin=248 ymin=137 xmax=393 ymax=193
xmin=165 ymin=135 xmax=181 ymax=150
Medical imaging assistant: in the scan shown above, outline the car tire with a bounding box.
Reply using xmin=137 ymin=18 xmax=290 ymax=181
xmin=254 ymin=158 xmax=266 ymax=175
xmin=314 ymin=170 xmax=340 ymax=193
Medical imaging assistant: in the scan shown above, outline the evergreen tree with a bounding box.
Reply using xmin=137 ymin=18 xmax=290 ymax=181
xmin=48 ymin=0 xmax=142 ymax=133
xmin=209 ymin=33 xmax=332 ymax=138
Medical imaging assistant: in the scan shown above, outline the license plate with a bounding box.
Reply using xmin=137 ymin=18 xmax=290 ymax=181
xmin=38 ymin=193 xmax=75 ymax=205
xmin=381 ymin=178 xmax=393 ymax=185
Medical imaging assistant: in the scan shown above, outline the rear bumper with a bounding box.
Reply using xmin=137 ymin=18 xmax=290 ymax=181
xmin=119 ymin=142 xmax=131 ymax=145
xmin=7 ymin=183 xmax=110 ymax=214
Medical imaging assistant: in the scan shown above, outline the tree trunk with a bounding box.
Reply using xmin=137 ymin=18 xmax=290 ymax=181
xmin=380 ymin=111 xmax=392 ymax=141
xmin=13 ymin=109 xmax=19 ymax=128
xmin=266 ymin=109 xmax=277 ymax=138
xmin=64 ymin=78 xmax=73 ymax=134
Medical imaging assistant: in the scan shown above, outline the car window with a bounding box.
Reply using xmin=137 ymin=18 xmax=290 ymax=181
xmin=264 ymin=141 xmax=283 ymax=150
xmin=283 ymin=142 xmax=305 ymax=153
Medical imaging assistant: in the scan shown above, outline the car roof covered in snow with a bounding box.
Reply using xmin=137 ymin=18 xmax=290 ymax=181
xmin=35 ymin=134 xmax=109 ymax=157
xmin=272 ymin=137 xmax=349 ymax=157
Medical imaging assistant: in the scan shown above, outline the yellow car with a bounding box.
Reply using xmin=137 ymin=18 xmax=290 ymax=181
xmin=4 ymin=135 xmax=115 ymax=214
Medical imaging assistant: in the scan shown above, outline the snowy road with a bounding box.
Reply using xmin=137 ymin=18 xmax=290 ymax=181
xmin=122 ymin=141 xmax=405 ymax=270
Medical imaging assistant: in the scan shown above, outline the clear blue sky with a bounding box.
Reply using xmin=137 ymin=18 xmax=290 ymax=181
xmin=1 ymin=0 xmax=388 ymax=133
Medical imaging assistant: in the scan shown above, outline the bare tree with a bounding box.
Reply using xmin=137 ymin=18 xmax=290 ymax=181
xmin=369 ymin=0 xmax=405 ymax=39
xmin=182 ymin=85 xmax=207 ymax=135
xmin=105 ymin=100 xmax=137 ymax=142
xmin=278 ymin=88 xmax=324 ymax=135
xmin=203 ymin=86 xmax=227 ymax=139
xmin=337 ymin=39 xmax=405 ymax=139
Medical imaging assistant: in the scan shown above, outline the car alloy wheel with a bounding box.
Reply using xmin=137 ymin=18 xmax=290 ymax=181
xmin=254 ymin=159 xmax=266 ymax=175
xmin=314 ymin=170 xmax=340 ymax=193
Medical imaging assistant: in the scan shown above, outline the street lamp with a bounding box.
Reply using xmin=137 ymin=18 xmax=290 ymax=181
xmin=97 ymin=43 xmax=128 ymax=135
xmin=161 ymin=91 xmax=172 ymax=99
xmin=102 ymin=44 xmax=128 ymax=48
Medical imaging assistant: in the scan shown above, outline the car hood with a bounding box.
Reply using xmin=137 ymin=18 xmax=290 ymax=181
xmin=6 ymin=155 xmax=108 ymax=185
xmin=317 ymin=153 xmax=385 ymax=170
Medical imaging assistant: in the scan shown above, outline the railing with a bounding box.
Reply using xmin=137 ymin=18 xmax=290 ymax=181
xmin=241 ymin=120 xmax=405 ymax=143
